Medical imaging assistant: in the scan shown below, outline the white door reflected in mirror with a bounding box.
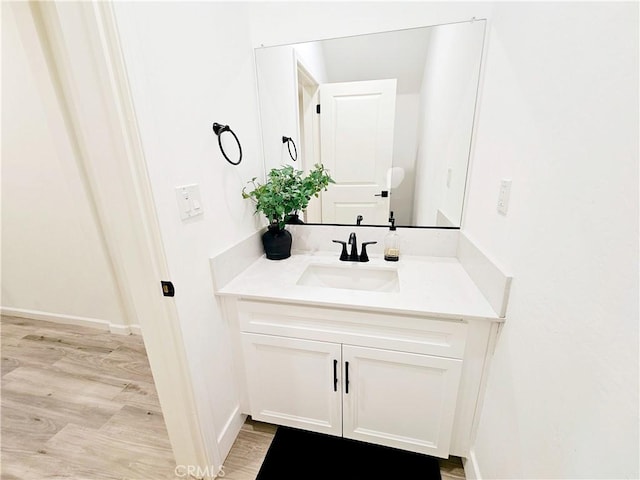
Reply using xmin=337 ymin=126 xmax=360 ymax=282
xmin=314 ymin=79 xmax=396 ymax=225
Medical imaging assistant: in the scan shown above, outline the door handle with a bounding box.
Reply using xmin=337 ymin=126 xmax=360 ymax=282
xmin=345 ymin=361 xmax=350 ymax=394
xmin=333 ymin=359 xmax=338 ymax=392
xmin=374 ymin=190 xmax=389 ymax=198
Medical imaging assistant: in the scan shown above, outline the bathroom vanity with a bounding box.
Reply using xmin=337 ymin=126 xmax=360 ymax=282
xmin=214 ymin=236 xmax=508 ymax=460
xmin=212 ymin=14 xmax=500 ymax=464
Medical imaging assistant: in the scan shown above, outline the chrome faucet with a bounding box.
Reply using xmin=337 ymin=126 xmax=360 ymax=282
xmin=332 ymin=232 xmax=377 ymax=262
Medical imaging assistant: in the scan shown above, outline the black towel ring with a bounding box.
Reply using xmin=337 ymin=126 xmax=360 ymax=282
xmin=213 ymin=123 xmax=242 ymax=165
xmin=282 ymin=136 xmax=298 ymax=162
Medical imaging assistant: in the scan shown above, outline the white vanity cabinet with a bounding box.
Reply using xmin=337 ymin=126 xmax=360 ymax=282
xmin=241 ymin=333 xmax=343 ymax=436
xmin=342 ymin=344 xmax=462 ymax=458
xmin=232 ymin=300 xmax=474 ymax=459
xmin=214 ymin=245 xmax=509 ymax=462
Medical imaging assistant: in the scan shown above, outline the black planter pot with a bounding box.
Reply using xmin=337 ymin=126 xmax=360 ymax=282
xmin=262 ymin=225 xmax=292 ymax=260
xmin=285 ymin=213 xmax=305 ymax=225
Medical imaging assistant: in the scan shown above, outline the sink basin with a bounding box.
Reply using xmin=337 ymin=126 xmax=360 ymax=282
xmin=296 ymin=263 xmax=399 ymax=292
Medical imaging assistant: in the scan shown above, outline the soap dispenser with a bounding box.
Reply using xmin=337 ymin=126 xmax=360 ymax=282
xmin=384 ymin=212 xmax=400 ymax=262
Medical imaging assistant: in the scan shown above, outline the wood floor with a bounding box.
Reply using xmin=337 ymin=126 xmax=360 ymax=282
xmin=1 ymin=315 xmax=466 ymax=480
xmin=1 ymin=315 xmax=177 ymax=479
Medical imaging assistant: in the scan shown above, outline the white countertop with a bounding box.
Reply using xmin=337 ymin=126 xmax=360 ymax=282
xmin=216 ymin=251 xmax=502 ymax=322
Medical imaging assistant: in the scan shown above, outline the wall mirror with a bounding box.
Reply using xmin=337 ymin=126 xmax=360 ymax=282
xmin=254 ymin=19 xmax=486 ymax=228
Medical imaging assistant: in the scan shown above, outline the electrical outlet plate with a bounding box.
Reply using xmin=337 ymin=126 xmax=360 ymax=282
xmin=497 ymin=179 xmax=512 ymax=215
xmin=176 ymin=184 xmax=203 ymax=220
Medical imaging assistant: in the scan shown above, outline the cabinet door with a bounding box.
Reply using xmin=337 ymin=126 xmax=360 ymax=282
xmin=241 ymin=333 xmax=342 ymax=436
xmin=342 ymin=345 xmax=462 ymax=458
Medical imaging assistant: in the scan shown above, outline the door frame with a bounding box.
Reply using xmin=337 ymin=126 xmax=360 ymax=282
xmin=295 ymin=55 xmax=321 ymax=172
xmin=29 ymin=1 xmax=213 ymax=473
xmin=294 ymin=53 xmax=322 ymax=222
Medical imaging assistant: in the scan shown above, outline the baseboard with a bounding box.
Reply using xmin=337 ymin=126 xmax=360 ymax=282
xmin=217 ymin=405 xmax=247 ymax=464
xmin=129 ymin=324 xmax=142 ymax=335
xmin=0 ymin=306 xmax=139 ymax=335
xmin=109 ymin=323 xmax=142 ymax=336
xmin=463 ymin=448 xmax=482 ymax=480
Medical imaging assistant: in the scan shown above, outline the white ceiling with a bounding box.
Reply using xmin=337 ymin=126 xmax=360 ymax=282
xmin=319 ymin=27 xmax=432 ymax=95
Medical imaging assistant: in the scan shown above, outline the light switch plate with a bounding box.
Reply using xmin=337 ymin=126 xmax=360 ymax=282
xmin=497 ymin=179 xmax=512 ymax=215
xmin=175 ymin=184 xmax=204 ymax=220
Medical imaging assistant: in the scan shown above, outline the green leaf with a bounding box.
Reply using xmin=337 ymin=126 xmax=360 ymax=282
xmin=241 ymin=164 xmax=334 ymax=224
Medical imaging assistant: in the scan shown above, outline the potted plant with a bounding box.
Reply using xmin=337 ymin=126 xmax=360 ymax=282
xmin=242 ymin=164 xmax=334 ymax=260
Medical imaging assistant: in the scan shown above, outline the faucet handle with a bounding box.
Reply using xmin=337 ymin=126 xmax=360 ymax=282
xmin=332 ymin=240 xmax=349 ymax=261
xmin=359 ymin=241 xmax=377 ymax=262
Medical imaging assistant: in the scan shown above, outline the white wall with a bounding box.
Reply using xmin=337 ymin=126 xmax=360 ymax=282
xmin=390 ymin=93 xmax=420 ymax=225
xmin=113 ymin=1 xmax=265 ymax=465
xmin=255 ymin=42 xmax=327 ymax=174
xmin=412 ymin=20 xmax=485 ymax=226
xmin=255 ymin=45 xmax=299 ymax=172
xmin=293 ymin=42 xmax=328 ymax=84
xmin=247 ymin=2 xmax=492 ymax=49
xmin=462 ymin=3 xmax=639 ymax=478
xmin=1 ymin=3 xmax=128 ymax=331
